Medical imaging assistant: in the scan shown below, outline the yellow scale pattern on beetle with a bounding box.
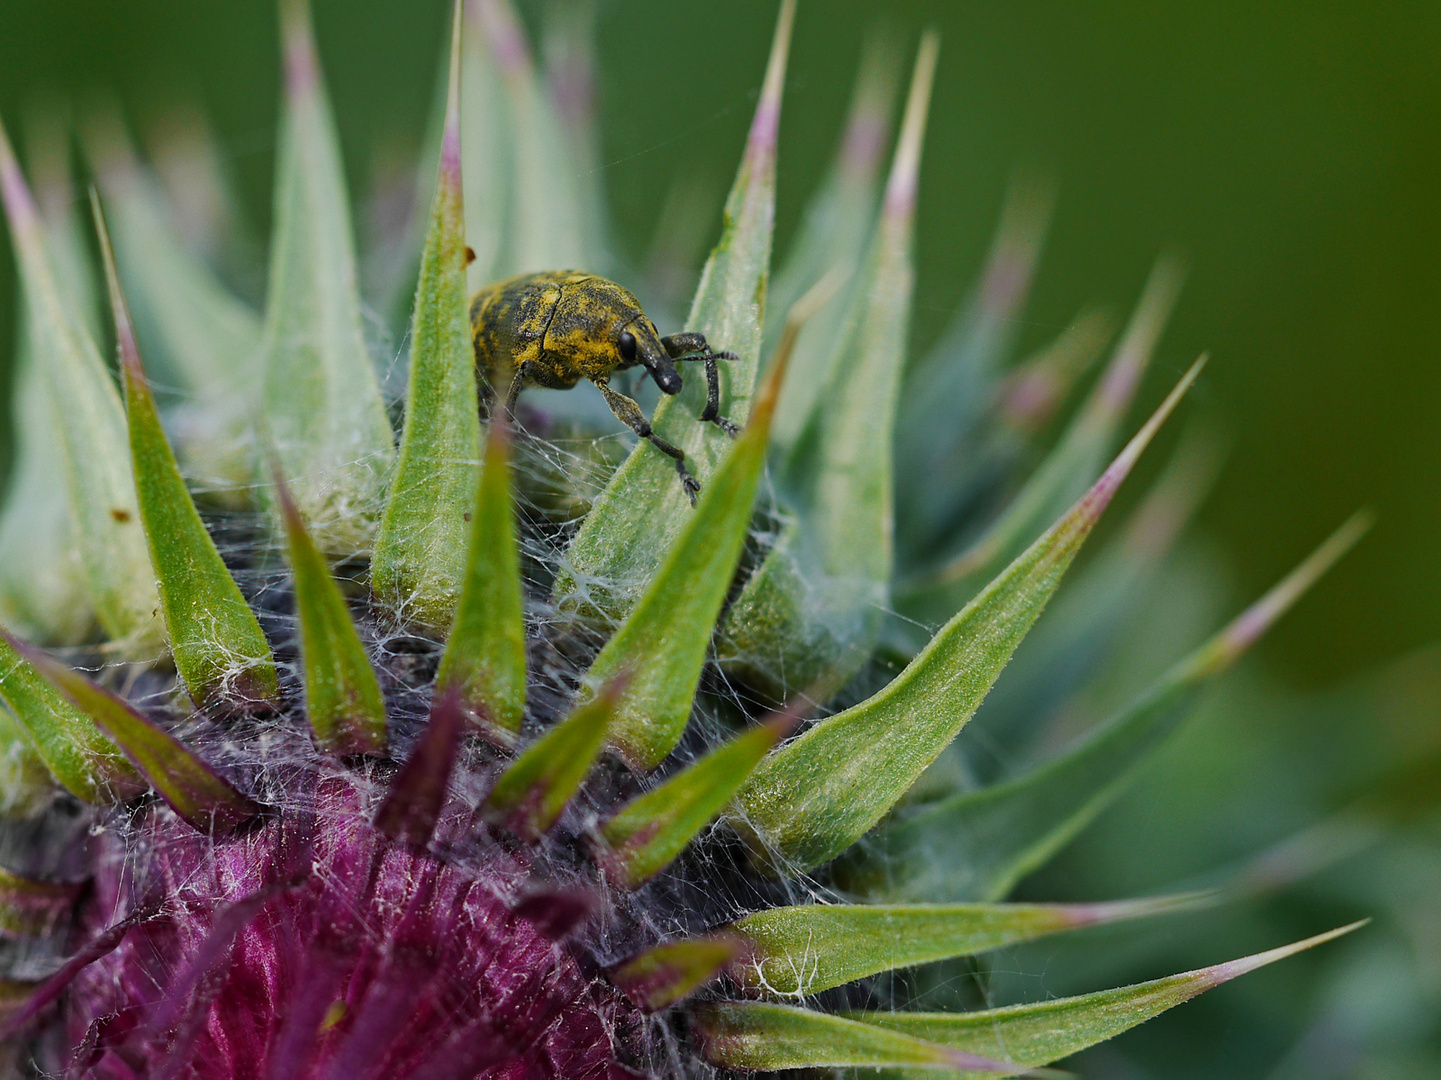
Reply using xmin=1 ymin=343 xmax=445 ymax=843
xmin=468 ymin=270 xmax=739 ymax=503
xmin=470 ymin=271 xmax=654 ymax=392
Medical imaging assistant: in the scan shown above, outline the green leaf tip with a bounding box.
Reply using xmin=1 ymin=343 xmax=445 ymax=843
xmin=0 ymin=291 xmax=93 ymax=646
xmin=81 ymin=103 xmax=263 ymax=495
xmin=909 ymin=258 xmax=1186 ymax=619
xmin=433 ymin=414 xmax=527 ymax=740
xmin=844 ymin=501 xmax=1359 ymax=905
xmin=582 ymin=270 xmax=834 ymax=770
xmin=729 ymin=892 xmax=1212 ymax=998
xmin=263 ymin=0 xmax=395 ymax=554
xmin=600 ymin=712 xmax=797 ymax=889
xmin=893 ymin=177 xmax=1057 ymax=552
xmin=372 ymin=0 xmax=482 ymax=631
xmin=839 ymin=922 xmax=1367 ymax=1077
xmin=464 ymin=0 xmax=598 ymax=278
xmin=94 ymin=192 xmax=279 ymax=709
xmin=553 ymin=0 xmax=795 ymax=623
xmin=610 ymin=933 xmax=750 ymax=1012
xmin=996 ymin=308 xmax=1114 ymax=436
xmin=482 ymin=673 xmax=626 ymax=839
xmin=0 ymin=114 xmax=161 ymax=654
xmin=766 ymin=31 xmax=903 ymax=452
xmin=721 ymin=32 xmax=937 ymax=697
xmin=1182 ymin=509 xmax=1372 ymax=678
xmin=880 ymin=30 xmax=938 ymax=219
xmin=690 ymin=1001 xmax=1063 ymax=1076
xmin=0 ymin=629 xmax=144 ymax=804
xmin=274 ymin=468 xmax=388 ymax=758
xmin=5 ymin=633 xmax=259 ymax=832
xmin=733 ymin=356 xmax=1206 ymax=875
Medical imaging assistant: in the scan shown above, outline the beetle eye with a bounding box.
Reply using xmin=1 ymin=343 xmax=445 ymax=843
xmin=618 ymin=331 xmax=638 ymax=362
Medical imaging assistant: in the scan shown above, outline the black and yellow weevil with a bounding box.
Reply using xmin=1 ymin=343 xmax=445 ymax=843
xmin=469 ymin=270 xmax=739 ymax=504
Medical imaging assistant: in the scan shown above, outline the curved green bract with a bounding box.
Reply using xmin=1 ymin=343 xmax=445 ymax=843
xmin=86 ymin=114 xmax=262 ymax=494
xmin=538 ymin=0 xmax=610 ymax=270
xmin=601 ymin=716 xmax=790 ymax=888
xmin=0 ymin=118 xmax=161 ymax=654
xmin=434 ymin=417 xmax=527 ymax=737
xmin=553 ymin=0 xmax=794 ymax=623
xmin=766 ymin=34 xmax=900 ymax=450
xmin=373 ymin=4 xmax=482 ymax=632
xmin=841 ymin=923 xmax=1366 ymax=1080
xmin=690 ymin=1002 xmax=1046 ymax=1075
xmin=843 ymin=513 xmax=1369 ymax=903
xmin=730 ymin=894 xmax=1207 ymax=997
xmin=467 ymin=0 xmax=592 ymax=279
xmin=902 ymin=258 xmax=1184 ymax=630
xmin=276 ymin=475 xmax=387 ymax=758
xmin=0 ymin=631 xmax=142 ymax=804
xmin=11 ymin=637 xmax=258 ymax=831
xmin=721 ymin=35 xmax=936 ymax=698
xmin=892 ymin=181 xmax=1055 ymax=554
xmin=610 ymin=935 xmax=748 ymax=1012
xmin=457 ymin=0 xmax=511 ymax=285
xmin=0 ymin=330 xmax=92 ymax=646
xmin=582 ymin=360 xmax=783 ymax=768
xmin=261 ymin=0 xmax=394 ymax=554
xmin=97 ymin=197 xmax=279 ymax=709
xmin=0 ymin=119 xmax=95 ymax=645
xmin=482 ymin=677 xmax=622 ymax=838
xmin=949 ymin=428 xmax=1221 ymax=758
xmin=733 ymin=360 xmax=1204 ymax=874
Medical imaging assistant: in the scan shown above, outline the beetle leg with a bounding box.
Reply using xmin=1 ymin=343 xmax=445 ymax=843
xmin=660 ymin=332 xmax=710 ymax=357
xmin=495 ymin=361 xmax=533 ymax=420
xmin=593 ymin=378 xmax=701 ymax=506
xmin=661 ymin=333 xmax=741 ymax=437
xmin=696 ymin=353 xmax=741 ymax=436
xmin=503 ymin=377 xmax=524 ymax=419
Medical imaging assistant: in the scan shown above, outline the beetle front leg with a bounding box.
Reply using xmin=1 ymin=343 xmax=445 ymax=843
xmin=659 ymin=332 xmax=710 ymax=356
xmin=697 ymin=353 xmax=741 ymax=436
xmin=593 ymin=379 xmax=701 ymax=506
xmin=498 ymin=362 xmax=532 ymax=420
xmin=661 ymin=333 xmax=741 ymax=437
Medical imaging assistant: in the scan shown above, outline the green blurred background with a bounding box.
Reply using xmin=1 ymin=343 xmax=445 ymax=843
xmin=4 ymin=0 xmax=1439 ymax=687
xmin=1 ymin=2 xmax=1438 ymax=1077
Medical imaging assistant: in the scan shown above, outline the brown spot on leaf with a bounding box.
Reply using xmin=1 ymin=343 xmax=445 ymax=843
xmin=465 ymin=246 xmax=477 ymax=266
xmin=111 ymin=508 xmax=132 ymax=523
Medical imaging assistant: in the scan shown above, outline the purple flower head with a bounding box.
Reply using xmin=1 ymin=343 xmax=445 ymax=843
xmin=50 ymin=770 xmax=646 ymax=1079
xmin=0 ymin=2 xmax=1369 ymax=1077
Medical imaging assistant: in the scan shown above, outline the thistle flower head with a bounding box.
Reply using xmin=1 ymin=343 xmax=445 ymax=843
xmin=0 ymin=1 xmax=1366 ymax=1076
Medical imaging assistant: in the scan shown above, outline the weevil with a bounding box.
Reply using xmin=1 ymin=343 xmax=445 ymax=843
xmin=469 ymin=270 xmax=739 ymax=504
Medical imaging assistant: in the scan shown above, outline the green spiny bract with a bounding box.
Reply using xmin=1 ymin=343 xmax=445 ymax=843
xmin=0 ymin=0 xmax=1365 ymax=1076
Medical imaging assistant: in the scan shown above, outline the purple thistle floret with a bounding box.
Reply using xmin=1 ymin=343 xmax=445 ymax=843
xmin=41 ymin=769 xmax=646 ymax=1079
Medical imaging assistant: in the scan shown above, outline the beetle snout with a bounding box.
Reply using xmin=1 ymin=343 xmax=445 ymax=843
xmin=643 ymin=351 xmax=684 ymax=395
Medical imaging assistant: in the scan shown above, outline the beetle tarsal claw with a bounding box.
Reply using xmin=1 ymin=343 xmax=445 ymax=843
xmin=679 ymin=467 xmax=701 ymax=506
xmin=707 ymin=414 xmax=741 ymax=438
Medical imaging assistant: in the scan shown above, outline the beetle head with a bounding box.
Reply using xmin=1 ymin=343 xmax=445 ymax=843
xmin=623 ymin=321 xmax=683 ymax=395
